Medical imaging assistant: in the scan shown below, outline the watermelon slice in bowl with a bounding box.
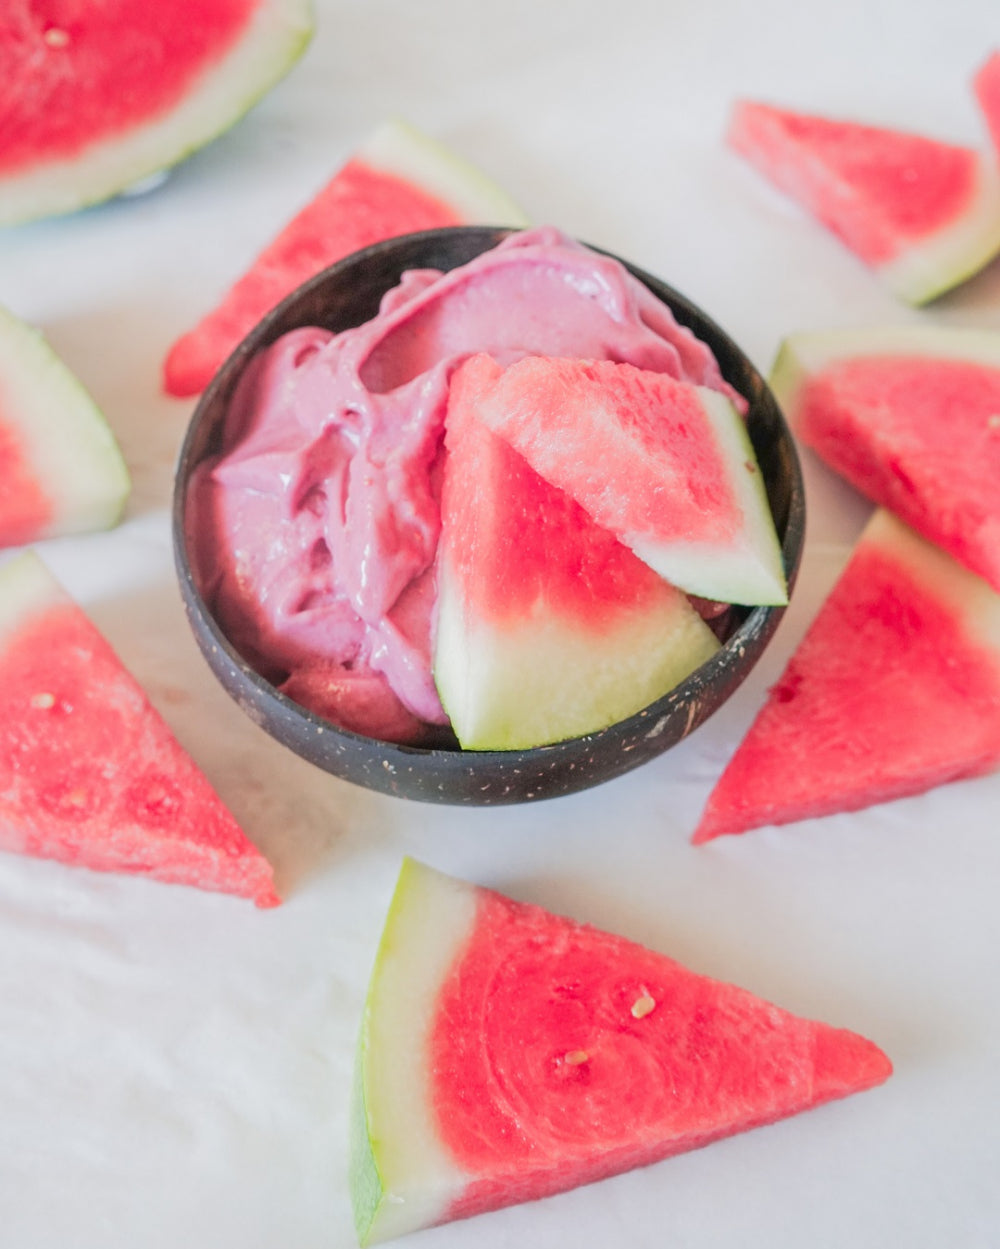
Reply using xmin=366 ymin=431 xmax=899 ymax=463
xmin=173 ymin=226 xmax=805 ymax=804
xmin=0 ymin=0 xmax=313 ymax=228
xmin=769 ymin=324 xmax=1000 ymax=592
xmin=0 ymin=549 xmax=279 ymax=905
xmin=350 ymin=858 xmax=892 ymax=1243
xmin=163 ymin=120 xmax=529 ymax=397
xmin=0 ymin=303 xmax=130 ymax=548
xmin=692 ymin=509 xmax=1000 ymax=843
xmin=727 ymin=99 xmax=1000 ymax=304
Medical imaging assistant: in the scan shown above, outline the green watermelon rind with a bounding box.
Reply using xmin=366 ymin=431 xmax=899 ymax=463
xmin=350 ymin=858 xmax=476 ymax=1245
xmin=876 ymin=157 xmax=1000 ymax=305
xmin=434 ymin=555 xmax=720 ymax=752
xmin=0 ymin=304 xmax=130 ymax=541
xmin=358 ymin=119 xmax=530 ymax=228
xmin=0 ymin=0 xmax=314 ymax=228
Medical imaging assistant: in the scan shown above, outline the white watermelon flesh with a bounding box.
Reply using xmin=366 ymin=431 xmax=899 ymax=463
xmin=351 ymin=858 xmax=892 ymax=1244
xmin=0 ymin=305 xmax=130 ymax=548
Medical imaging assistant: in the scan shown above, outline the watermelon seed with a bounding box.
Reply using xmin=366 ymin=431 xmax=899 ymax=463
xmin=631 ymin=991 xmax=656 ymax=1019
xmin=43 ymin=28 xmax=70 ymax=47
xmin=564 ymin=1050 xmax=589 ymax=1066
xmin=988 ymin=414 xmax=1000 ymax=429
xmin=30 ymin=692 xmax=55 ymax=710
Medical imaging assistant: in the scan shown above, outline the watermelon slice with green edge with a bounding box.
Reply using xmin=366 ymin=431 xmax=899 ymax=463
xmin=770 ymin=324 xmax=1000 ymax=593
xmin=0 ymin=0 xmax=313 ymax=228
xmin=434 ymin=355 xmax=720 ymax=751
xmin=471 ymin=353 xmax=788 ymax=606
xmin=973 ymin=51 xmax=1000 ymax=159
xmin=0 ymin=304 xmax=130 ymax=548
xmin=350 ymin=857 xmax=892 ymax=1244
xmin=163 ymin=120 xmax=529 ymax=396
xmin=0 ymin=550 xmax=279 ymax=906
xmin=693 ymin=509 xmax=1000 ymax=844
xmin=727 ymin=99 xmax=1000 ymax=305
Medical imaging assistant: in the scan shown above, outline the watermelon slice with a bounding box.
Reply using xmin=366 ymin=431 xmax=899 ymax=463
xmin=162 ymin=120 xmax=529 ymax=396
xmin=433 ymin=355 xmax=720 ymax=750
xmin=973 ymin=51 xmax=1000 ymax=159
xmin=769 ymin=324 xmax=1000 ymax=593
xmin=692 ymin=509 xmax=1000 ymax=843
xmin=470 ymin=354 xmax=788 ymax=606
xmin=0 ymin=304 xmax=130 ymax=548
xmin=350 ymin=858 xmax=892 ymax=1244
xmin=0 ymin=0 xmax=313 ymax=227
xmin=0 ymin=550 xmax=279 ymax=906
xmin=727 ymin=99 xmax=1000 ymax=304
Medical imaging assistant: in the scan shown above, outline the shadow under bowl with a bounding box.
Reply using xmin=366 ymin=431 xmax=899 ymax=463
xmin=173 ymin=226 xmax=805 ymax=805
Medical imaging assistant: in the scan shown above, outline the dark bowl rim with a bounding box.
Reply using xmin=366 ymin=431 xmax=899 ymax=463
xmin=172 ymin=224 xmax=806 ymax=773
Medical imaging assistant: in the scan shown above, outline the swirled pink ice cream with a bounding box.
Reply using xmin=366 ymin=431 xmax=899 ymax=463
xmin=186 ymin=227 xmax=741 ymax=743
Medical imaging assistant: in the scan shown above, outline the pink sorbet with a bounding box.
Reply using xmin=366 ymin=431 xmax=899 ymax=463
xmin=186 ymin=227 xmax=740 ymax=744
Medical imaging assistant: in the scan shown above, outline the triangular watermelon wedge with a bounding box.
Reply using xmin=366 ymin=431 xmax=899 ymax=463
xmin=727 ymin=99 xmax=1000 ymax=304
xmin=470 ymin=354 xmax=788 ymax=606
xmin=434 ymin=355 xmax=720 ymax=750
xmin=973 ymin=51 xmax=1000 ymax=159
xmin=693 ymin=509 xmax=1000 ymax=843
xmin=0 ymin=550 xmax=279 ymax=906
xmin=0 ymin=0 xmax=313 ymax=227
xmin=163 ymin=120 xmax=528 ymax=396
xmin=769 ymin=324 xmax=1000 ymax=593
xmin=351 ymin=858 xmax=892 ymax=1244
xmin=0 ymin=304 xmax=130 ymax=549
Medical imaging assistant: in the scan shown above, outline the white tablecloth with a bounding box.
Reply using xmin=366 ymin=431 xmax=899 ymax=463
xmin=2 ymin=2 xmax=999 ymax=1245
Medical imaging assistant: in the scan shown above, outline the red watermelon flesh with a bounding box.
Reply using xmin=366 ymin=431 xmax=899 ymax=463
xmin=0 ymin=0 xmax=313 ymax=227
xmin=769 ymin=325 xmax=1000 ymax=593
xmin=470 ymin=354 xmax=787 ymax=607
xmin=973 ymin=51 xmax=1000 ymax=158
xmin=351 ymin=858 xmax=891 ymax=1243
xmin=163 ymin=120 xmax=528 ymax=396
xmin=727 ymin=99 xmax=1000 ymax=304
xmin=0 ymin=550 xmax=279 ymax=906
xmin=433 ymin=355 xmax=720 ymax=750
xmin=693 ymin=509 xmax=1000 ymax=843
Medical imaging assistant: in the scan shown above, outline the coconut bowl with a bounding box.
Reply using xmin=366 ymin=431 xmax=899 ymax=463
xmin=172 ymin=226 xmax=805 ymax=805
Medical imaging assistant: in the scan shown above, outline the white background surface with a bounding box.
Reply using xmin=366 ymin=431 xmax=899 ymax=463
xmin=2 ymin=2 xmax=1000 ymax=1246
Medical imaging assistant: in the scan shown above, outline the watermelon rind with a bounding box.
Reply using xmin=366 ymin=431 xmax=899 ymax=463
xmin=434 ymin=554 xmax=720 ymax=752
xmin=627 ymin=385 xmax=788 ymax=606
xmin=359 ymin=119 xmax=530 ymax=228
xmin=0 ymin=0 xmax=314 ymax=227
xmin=0 ymin=305 xmax=130 ymax=542
xmin=877 ymin=157 xmax=1000 ymax=305
xmin=350 ymin=858 xmax=477 ymax=1245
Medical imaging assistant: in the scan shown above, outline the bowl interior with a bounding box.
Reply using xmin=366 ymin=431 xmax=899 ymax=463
xmin=173 ymin=226 xmax=805 ymax=805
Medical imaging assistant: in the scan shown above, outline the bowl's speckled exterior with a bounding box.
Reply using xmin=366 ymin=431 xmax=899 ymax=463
xmin=173 ymin=227 xmax=805 ymax=805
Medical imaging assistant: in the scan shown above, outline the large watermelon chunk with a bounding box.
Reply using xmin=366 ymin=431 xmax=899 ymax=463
xmin=973 ymin=51 xmax=1000 ymax=159
xmin=769 ymin=325 xmax=1000 ymax=593
xmin=727 ymin=99 xmax=1000 ymax=304
xmin=0 ymin=550 xmax=279 ymax=906
xmin=434 ymin=355 xmax=720 ymax=750
xmin=471 ymin=354 xmax=788 ymax=606
xmin=0 ymin=304 xmax=130 ymax=548
xmin=693 ymin=510 xmax=1000 ymax=843
xmin=351 ymin=858 xmax=892 ymax=1244
xmin=0 ymin=0 xmax=313 ymax=227
xmin=163 ymin=120 xmax=529 ymax=396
